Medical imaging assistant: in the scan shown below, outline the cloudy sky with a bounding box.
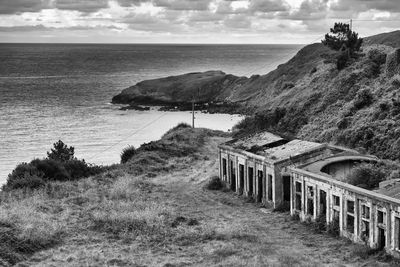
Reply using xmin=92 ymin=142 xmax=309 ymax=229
xmin=0 ymin=0 xmax=399 ymax=43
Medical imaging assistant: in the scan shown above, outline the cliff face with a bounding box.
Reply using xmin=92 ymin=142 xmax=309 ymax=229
xmin=112 ymin=30 xmax=400 ymax=160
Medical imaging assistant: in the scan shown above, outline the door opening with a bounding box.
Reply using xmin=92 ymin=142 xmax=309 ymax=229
xmin=230 ymin=160 xmax=236 ymax=191
xmin=378 ymin=228 xmax=386 ymax=250
xmin=248 ymin=167 xmax=254 ymax=196
xmin=239 ymin=164 xmax=244 ymax=194
xmin=257 ymin=170 xmax=263 ymax=202
xmin=283 ymin=175 xmax=290 ymax=202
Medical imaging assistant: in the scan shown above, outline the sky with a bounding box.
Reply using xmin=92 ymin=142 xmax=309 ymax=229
xmin=0 ymin=0 xmax=399 ymax=43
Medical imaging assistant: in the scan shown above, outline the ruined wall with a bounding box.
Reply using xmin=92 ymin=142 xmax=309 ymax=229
xmin=219 ymin=144 xmax=344 ymax=208
xmin=291 ymin=168 xmax=400 ymax=257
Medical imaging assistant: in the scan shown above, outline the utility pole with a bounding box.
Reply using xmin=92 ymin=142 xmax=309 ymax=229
xmin=350 ymin=19 xmax=352 ymax=31
xmin=192 ymin=97 xmax=195 ymax=128
xmin=191 ymin=87 xmax=200 ymax=128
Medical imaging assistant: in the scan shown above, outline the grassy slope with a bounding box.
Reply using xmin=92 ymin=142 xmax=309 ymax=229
xmin=1 ymin=126 xmax=399 ymax=266
xmin=234 ymin=31 xmax=400 ymax=160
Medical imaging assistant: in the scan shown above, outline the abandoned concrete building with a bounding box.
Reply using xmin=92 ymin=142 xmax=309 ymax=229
xmin=218 ymin=131 xmax=400 ymax=257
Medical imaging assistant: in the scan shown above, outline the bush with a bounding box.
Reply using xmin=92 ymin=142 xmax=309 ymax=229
xmin=353 ymin=89 xmax=373 ymax=110
xmin=120 ymin=145 xmax=136 ymax=164
xmin=47 ymin=140 xmax=75 ymax=162
xmin=368 ymin=48 xmax=387 ymax=65
xmin=337 ymin=52 xmax=348 ymax=70
xmin=64 ymin=159 xmax=103 ymax=179
xmin=5 ymin=143 xmax=104 ymax=190
xmin=31 ymin=159 xmax=70 ymax=181
xmin=4 ymin=168 xmax=45 ymax=190
xmin=205 ymin=176 xmax=223 ymax=190
xmin=346 ymin=163 xmax=385 ymax=190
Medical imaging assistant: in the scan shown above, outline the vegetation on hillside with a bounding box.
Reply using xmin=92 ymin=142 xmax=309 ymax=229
xmin=0 ymin=125 xmax=233 ymax=266
xmin=322 ymin=22 xmax=363 ymax=70
xmin=2 ymin=125 xmax=400 ymax=266
xmin=233 ymin=30 xmax=400 ymax=163
xmin=3 ymin=140 xmax=103 ymax=191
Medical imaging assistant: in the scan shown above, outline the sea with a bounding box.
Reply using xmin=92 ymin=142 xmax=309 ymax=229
xmin=0 ymin=43 xmax=303 ymax=185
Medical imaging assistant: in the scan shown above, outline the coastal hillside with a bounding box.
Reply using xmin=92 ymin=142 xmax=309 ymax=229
xmin=2 ymin=125 xmax=397 ymax=266
xmin=113 ymin=30 xmax=400 ymax=160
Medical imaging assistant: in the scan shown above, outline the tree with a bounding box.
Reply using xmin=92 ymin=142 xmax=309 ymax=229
xmin=323 ymin=23 xmax=363 ymax=55
xmin=47 ymin=140 xmax=75 ymax=162
xmin=322 ymin=22 xmax=363 ymax=69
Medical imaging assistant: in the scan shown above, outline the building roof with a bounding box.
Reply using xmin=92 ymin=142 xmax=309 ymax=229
xmin=223 ymin=131 xmax=284 ymax=150
xmin=260 ymin=139 xmax=323 ymax=162
xmin=302 ymin=154 xmax=377 ymax=176
xmin=375 ymin=179 xmax=400 ymax=200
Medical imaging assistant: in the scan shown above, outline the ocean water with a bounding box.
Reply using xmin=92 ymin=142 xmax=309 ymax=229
xmin=0 ymin=43 xmax=302 ymax=184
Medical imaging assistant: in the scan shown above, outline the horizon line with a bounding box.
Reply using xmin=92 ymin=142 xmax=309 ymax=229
xmin=0 ymin=42 xmax=308 ymax=45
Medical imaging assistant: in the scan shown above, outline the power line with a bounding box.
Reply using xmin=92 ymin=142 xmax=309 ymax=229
xmin=86 ymin=112 xmax=168 ymax=161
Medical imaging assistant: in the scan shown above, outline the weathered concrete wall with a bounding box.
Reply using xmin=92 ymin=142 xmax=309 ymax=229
xmin=218 ymin=143 xmax=344 ymax=208
xmin=291 ymin=168 xmax=400 ymax=257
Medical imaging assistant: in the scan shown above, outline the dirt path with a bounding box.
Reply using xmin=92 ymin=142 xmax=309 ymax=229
xmin=150 ymin=137 xmax=392 ymax=266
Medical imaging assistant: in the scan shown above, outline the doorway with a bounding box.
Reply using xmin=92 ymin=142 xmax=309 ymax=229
xmin=239 ymin=164 xmax=244 ymax=194
xmin=230 ymin=160 xmax=236 ymax=191
xmin=378 ymin=228 xmax=386 ymax=250
xmin=319 ymin=190 xmax=327 ymax=217
xmin=248 ymin=167 xmax=254 ymax=196
xmin=283 ymin=175 xmax=290 ymax=202
xmin=257 ymin=170 xmax=263 ymax=202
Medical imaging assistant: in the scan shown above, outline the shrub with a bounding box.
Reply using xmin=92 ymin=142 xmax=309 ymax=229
xmin=31 ymin=159 xmax=71 ymax=181
xmin=120 ymin=145 xmax=136 ymax=164
xmin=337 ymin=52 xmax=348 ymax=70
xmin=346 ymin=163 xmax=385 ymax=190
xmin=353 ymin=89 xmax=373 ymax=110
xmin=205 ymin=176 xmax=223 ymax=190
xmin=368 ymin=48 xmax=387 ymax=65
xmin=4 ymin=173 xmax=45 ymax=190
xmin=5 ymin=153 xmax=103 ymax=190
xmin=64 ymin=159 xmax=102 ymax=179
xmin=47 ymin=140 xmax=75 ymax=162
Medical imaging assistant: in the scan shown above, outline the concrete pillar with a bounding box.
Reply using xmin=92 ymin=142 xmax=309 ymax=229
xmin=290 ymin=173 xmax=295 ymax=216
xmin=354 ymin=198 xmax=359 ymax=241
xmin=386 ymin=205 xmax=392 ymax=249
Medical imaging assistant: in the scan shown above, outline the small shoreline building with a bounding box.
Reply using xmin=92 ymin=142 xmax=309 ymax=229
xmin=218 ymin=131 xmax=400 ymax=257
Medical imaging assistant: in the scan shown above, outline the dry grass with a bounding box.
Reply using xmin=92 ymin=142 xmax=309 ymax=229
xmin=2 ymin=127 xmax=400 ymax=266
xmin=0 ymin=191 xmax=67 ymax=265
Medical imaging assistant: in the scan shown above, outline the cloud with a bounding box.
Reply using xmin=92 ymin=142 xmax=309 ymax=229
xmin=0 ymin=24 xmax=49 ymax=31
xmin=285 ymin=0 xmax=328 ymax=20
xmin=54 ymin=0 xmax=109 ymax=13
xmin=331 ymin=0 xmax=400 ymax=13
xmin=223 ymin=14 xmax=251 ymax=29
xmin=249 ymin=0 xmax=289 ymax=13
xmin=115 ymin=0 xmax=149 ymax=7
xmin=117 ymin=0 xmax=212 ymax=10
xmin=154 ymin=0 xmax=212 ymax=11
xmin=0 ymin=0 xmax=50 ymax=14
